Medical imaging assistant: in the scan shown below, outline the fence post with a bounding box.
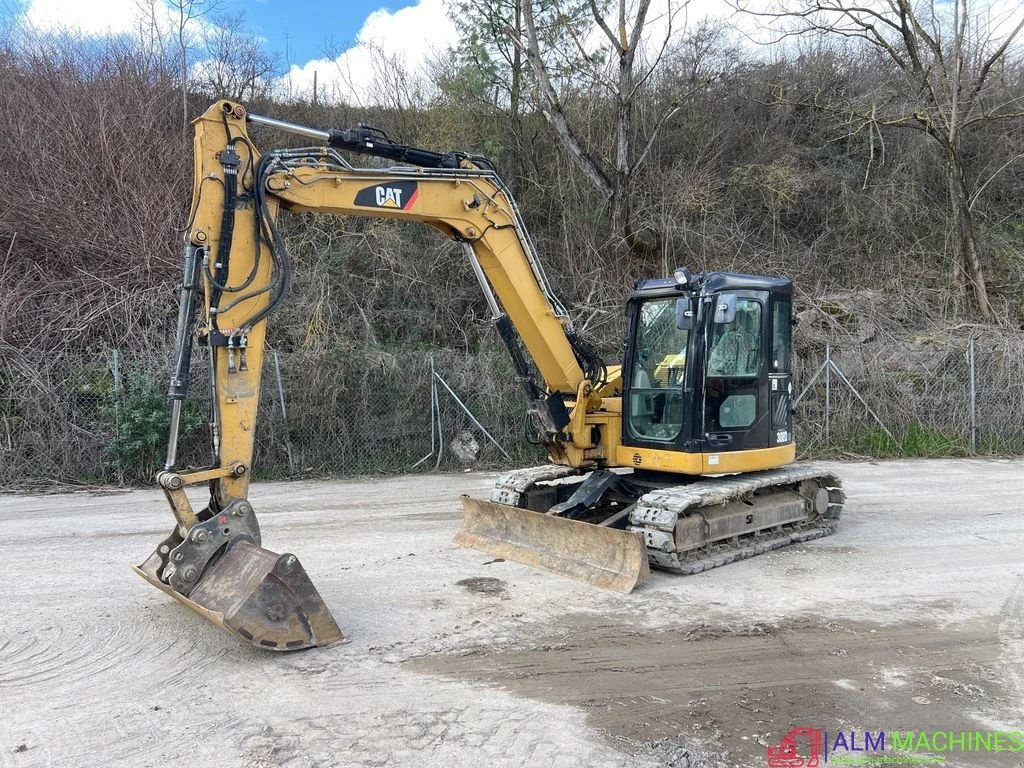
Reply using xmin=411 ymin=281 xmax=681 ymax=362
xmin=433 ymin=370 xmax=512 ymax=461
xmin=111 ymin=348 xmax=122 ymax=424
xmin=412 ymin=354 xmax=439 ymax=470
xmin=111 ymin=349 xmax=123 ymax=485
xmin=824 ymin=344 xmax=831 ymax=445
xmin=968 ymin=336 xmax=977 ymax=454
xmin=272 ymin=350 xmax=296 ymax=475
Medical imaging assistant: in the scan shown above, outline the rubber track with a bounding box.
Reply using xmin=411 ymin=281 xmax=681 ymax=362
xmin=489 ymin=465 xmax=584 ymax=506
xmin=488 ymin=463 xmax=846 ymax=576
xmin=629 ymin=464 xmax=845 ymax=574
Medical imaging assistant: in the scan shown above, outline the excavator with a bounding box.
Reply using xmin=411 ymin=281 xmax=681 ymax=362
xmin=136 ymin=100 xmax=844 ymax=650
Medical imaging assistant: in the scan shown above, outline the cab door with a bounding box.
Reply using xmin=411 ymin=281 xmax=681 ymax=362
xmin=702 ymin=291 xmax=771 ymax=452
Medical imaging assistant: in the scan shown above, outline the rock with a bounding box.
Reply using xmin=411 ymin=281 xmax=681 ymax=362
xmin=449 ymin=430 xmax=480 ymax=465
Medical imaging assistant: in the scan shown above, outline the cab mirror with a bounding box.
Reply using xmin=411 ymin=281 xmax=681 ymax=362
xmin=713 ymin=294 xmax=737 ymax=324
xmin=675 ymin=298 xmax=694 ymax=330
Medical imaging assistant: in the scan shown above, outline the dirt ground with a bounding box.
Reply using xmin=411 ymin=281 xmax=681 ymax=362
xmin=1 ymin=459 xmax=1022 ymax=768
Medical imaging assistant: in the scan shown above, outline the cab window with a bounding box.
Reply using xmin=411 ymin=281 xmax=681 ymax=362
xmin=772 ymin=298 xmax=792 ymax=372
xmin=707 ymin=299 xmax=762 ymax=377
xmin=627 ymin=298 xmax=688 ymax=442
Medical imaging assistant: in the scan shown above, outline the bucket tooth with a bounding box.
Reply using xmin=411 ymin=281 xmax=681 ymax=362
xmin=135 ymin=540 xmax=343 ymax=650
xmin=454 ymin=495 xmax=649 ymax=593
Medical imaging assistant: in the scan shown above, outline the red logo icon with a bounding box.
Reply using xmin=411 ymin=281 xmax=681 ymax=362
xmin=766 ymin=728 xmax=823 ymax=767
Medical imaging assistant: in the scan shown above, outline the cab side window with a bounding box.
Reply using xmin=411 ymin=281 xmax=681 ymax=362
xmin=627 ymin=298 xmax=689 ymax=442
xmin=772 ymin=299 xmax=792 ymax=372
xmin=707 ymin=299 xmax=762 ymax=377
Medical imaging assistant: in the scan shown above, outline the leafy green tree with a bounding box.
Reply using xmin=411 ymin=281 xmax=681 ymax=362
xmin=445 ymin=0 xmax=597 ymax=185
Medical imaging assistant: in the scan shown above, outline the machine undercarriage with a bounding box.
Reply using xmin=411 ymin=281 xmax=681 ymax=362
xmin=457 ymin=465 xmax=845 ymax=592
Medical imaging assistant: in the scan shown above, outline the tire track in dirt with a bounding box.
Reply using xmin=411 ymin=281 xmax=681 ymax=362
xmin=228 ymin=651 xmax=670 ymax=768
xmin=0 ymin=611 xmax=231 ymax=693
xmin=239 ymin=704 xmax=640 ymax=768
xmin=410 ymin=614 xmax=1017 ymax=767
xmin=997 ymin=576 xmax=1024 ymax=708
xmin=0 ymin=605 xmax=240 ymax=768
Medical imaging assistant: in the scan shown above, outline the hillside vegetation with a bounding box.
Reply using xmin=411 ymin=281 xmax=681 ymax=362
xmin=1 ymin=1 xmax=1022 ymax=484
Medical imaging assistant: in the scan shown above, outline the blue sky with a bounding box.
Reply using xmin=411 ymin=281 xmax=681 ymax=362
xmin=220 ymin=0 xmax=415 ymax=66
xmin=8 ymin=0 xmax=460 ymax=102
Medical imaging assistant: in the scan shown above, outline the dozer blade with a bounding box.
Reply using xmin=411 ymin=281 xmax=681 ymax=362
xmin=134 ymin=540 xmax=344 ymax=651
xmin=454 ymin=495 xmax=650 ymax=593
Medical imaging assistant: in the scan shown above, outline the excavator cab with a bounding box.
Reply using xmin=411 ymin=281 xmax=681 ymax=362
xmin=621 ymin=272 xmax=796 ymax=470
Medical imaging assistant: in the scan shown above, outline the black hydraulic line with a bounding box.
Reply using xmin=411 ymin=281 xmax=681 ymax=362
xmin=167 ymin=245 xmax=202 ymax=400
xmin=328 ymin=128 xmax=498 ymax=172
xmin=203 ymin=141 xmax=261 ymax=295
xmin=231 ymin=153 xmax=293 ymax=334
xmin=247 ymin=113 xmax=463 ymax=169
xmin=566 ymin=330 xmax=608 ymax=389
xmin=493 ymin=314 xmax=544 ymax=399
xmin=209 ymin=146 xmax=241 ymax=332
xmin=326 ymin=127 xmax=463 ymax=169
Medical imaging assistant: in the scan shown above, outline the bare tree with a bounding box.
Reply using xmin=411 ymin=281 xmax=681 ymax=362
xmin=135 ymin=0 xmax=170 ymax=69
xmin=168 ymin=0 xmax=222 ymax=130
xmin=509 ymin=0 xmax=684 ymax=252
xmin=198 ymin=14 xmax=279 ymax=102
xmin=741 ymin=0 xmax=1024 ymax=319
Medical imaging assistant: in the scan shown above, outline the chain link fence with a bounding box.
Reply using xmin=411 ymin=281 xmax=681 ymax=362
xmin=794 ymin=334 xmax=1024 ymax=457
xmin=0 ymin=347 xmax=543 ymax=489
xmin=2 ymin=334 xmax=1023 ymax=489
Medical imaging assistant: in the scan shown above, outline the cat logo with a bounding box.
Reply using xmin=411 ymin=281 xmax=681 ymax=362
xmin=376 ymin=187 xmax=403 ymax=207
xmin=354 ymin=180 xmax=418 ymax=210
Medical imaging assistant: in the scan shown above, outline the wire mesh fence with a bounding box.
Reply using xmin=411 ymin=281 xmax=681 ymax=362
xmin=2 ymin=333 xmax=1023 ymax=489
xmin=0 ymin=346 xmax=544 ymax=488
xmin=794 ymin=334 xmax=1024 ymax=457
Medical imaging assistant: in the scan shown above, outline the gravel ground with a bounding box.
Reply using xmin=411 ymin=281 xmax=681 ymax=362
xmin=1 ymin=459 xmax=1022 ymax=767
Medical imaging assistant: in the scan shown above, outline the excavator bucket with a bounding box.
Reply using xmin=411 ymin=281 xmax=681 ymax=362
xmin=134 ymin=540 xmax=344 ymax=651
xmin=454 ymin=495 xmax=650 ymax=593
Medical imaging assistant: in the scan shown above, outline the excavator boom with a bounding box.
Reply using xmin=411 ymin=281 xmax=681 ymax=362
xmin=137 ymin=101 xmax=625 ymax=649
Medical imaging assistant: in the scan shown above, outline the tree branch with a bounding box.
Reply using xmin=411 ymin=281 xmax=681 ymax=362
xmin=633 ymin=104 xmax=681 ymax=172
xmin=515 ymin=2 xmax=613 ymax=197
xmin=970 ymin=14 xmax=1024 ymax=102
xmin=969 ymin=152 xmax=1024 ymax=210
xmin=588 ymin=0 xmax=624 ymax=54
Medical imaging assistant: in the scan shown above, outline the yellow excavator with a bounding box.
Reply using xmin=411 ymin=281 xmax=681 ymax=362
xmin=136 ymin=101 xmax=844 ymax=650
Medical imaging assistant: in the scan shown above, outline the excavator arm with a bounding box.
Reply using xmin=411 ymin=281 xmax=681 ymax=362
xmin=135 ymin=100 xmax=627 ymax=650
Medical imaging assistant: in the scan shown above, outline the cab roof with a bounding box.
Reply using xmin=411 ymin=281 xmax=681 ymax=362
xmin=631 ymin=271 xmax=793 ymax=298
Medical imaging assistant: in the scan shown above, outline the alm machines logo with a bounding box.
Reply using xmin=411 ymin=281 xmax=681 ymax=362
xmin=766 ymin=726 xmax=1024 ymax=765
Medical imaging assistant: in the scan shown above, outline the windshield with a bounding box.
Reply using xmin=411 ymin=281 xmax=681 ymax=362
xmin=628 ymin=297 xmax=689 ymax=442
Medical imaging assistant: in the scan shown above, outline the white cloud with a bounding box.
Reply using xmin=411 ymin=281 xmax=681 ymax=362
xmin=280 ymin=0 xmax=458 ymax=105
xmin=23 ymin=0 xmax=144 ymax=35
xmin=18 ymin=0 xmax=213 ymax=40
